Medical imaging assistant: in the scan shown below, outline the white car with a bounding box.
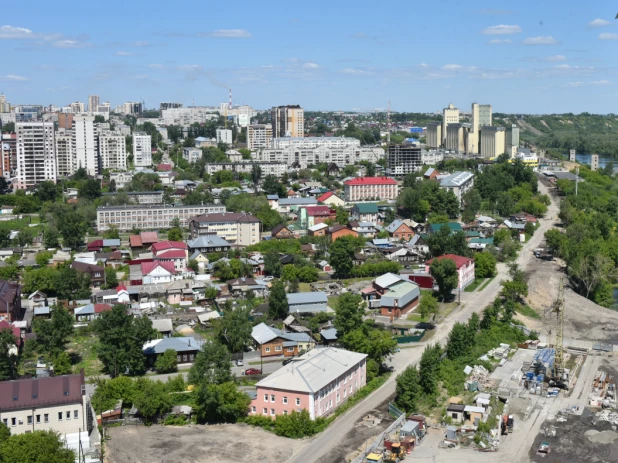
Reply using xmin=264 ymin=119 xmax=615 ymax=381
xmin=263 ymin=276 xmax=274 ymax=281
xmin=236 ymin=359 xmax=244 ymax=367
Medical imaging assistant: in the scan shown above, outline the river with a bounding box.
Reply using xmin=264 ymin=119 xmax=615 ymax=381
xmin=575 ymin=153 xmax=616 ymax=169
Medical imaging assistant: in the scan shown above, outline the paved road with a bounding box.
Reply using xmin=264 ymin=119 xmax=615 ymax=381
xmin=289 ymin=179 xmax=559 ymax=463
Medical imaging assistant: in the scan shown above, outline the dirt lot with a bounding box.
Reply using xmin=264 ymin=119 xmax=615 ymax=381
xmin=104 ymin=423 xmax=306 ymax=463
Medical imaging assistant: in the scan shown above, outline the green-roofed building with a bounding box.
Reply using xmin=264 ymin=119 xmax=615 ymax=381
xmin=351 ymin=203 xmax=380 ymax=222
xmin=428 ymin=222 xmax=463 ymax=234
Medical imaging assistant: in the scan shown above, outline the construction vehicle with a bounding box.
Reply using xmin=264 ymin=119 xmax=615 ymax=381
xmin=388 ymin=443 xmax=405 ymax=462
xmin=537 ymin=441 xmax=551 ymax=455
xmin=366 ymin=453 xmax=383 ymax=463
xmin=548 ymin=278 xmax=568 ymax=389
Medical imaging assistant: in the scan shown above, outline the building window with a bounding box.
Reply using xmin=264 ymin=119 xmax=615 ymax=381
xmin=263 ymin=408 xmax=267 ymax=415
xmin=58 ymin=413 xmax=63 ymax=421
xmin=44 ymin=414 xmax=49 ymax=423
xmin=270 ymin=395 xmax=275 ymax=402
xmin=264 ymin=394 xmax=268 ymax=402
xmin=283 ymin=397 xmax=288 ymax=404
xmin=74 ymin=410 xmax=79 ymax=419
xmin=251 ymin=406 xmax=256 ymax=413
xmin=11 ymin=417 xmax=16 ymax=426
xmin=270 ymin=409 xmax=275 ymax=416
xmin=36 ymin=415 xmax=40 ymax=424
xmin=66 ymin=411 xmax=71 ymax=420
xmin=27 ymin=416 xmax=32 ymax=425
xmin=287 ymin=347 xmax=294 ymax=352
xmin=283 ymin=410 xmax=288 ymax=415
xmin=2 ymin=419 xmax=6 ymax=426
xmin=296 ymin=398 xmax=300 ymax=406
xmin=265 ymin=347 xmax=270 ymax=353
xmin=275 ymin=346 xmax=282 ymax=352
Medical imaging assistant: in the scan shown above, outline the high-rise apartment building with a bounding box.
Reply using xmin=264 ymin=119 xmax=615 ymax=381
xmin=271 ymin=105 xmax=304 ymax=138
xmin=69 ymin=102 xmax=85 ymax=113
xmin=57 ymin=113 xmax=74 ymax=130
xmin=442 ymin=104 xmax=459 ymax=146
xmin=15 ymin=122 xmax=57 ymax=189
xmin=506 ymin=125 xmax=520 ymax=158
xmin=88 ymin=95 xmax=100 ymax=112
xmin=426 ymin=122 xmax=442 ymax=148
xmin=480 ymin=126 xmax=506 ymax=158
xmin=98 ymin=132 xmax=127 ymax=171
xmin=0 ymin=94 xmax=9 ymax=113
xmin=73 ymin=115 xmax=97 ymax=175
xmin=160 ymin=102 xmax=183 ymax=111
xmin=133 ymin=132 xmax=152 ymax=168
xmin=1 ymin=133 xmax=16 ymax=178
xmin=247 ymin=124 xmax=272 ymax=150
xmin=216 ymin=128 xmax=233 ymax=145
xmin=55 ymin=129 xmax=74 ymax=177
xmin=387 ymin=144 xmax=423 ymax=176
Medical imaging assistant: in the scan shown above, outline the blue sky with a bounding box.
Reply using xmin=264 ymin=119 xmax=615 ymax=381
xmin=1 ymin=0 xmax=617 ymax=113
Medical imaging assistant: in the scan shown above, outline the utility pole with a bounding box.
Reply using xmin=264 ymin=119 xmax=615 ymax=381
xmin=387 ymin=101 xmax=391 ymax=145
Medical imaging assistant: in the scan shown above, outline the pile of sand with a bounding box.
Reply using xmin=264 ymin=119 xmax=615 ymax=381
xmin=584 ymin=429 xmax=618 ymax=444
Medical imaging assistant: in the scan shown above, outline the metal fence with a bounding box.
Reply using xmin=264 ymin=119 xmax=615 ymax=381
xmin=349 ymin=412 xmax=407 ymax=463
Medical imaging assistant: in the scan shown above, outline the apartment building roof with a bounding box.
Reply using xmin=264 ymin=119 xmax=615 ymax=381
xmin=256 ymin=347 xmax=367 ymax=394
xmin=187 ymin=236 xmax=230 ymax=248
xmin=151 ymin=241 xmax=188 ymax=253
xmin=426 ymin=254 xmax=474 ymax=269
xmin=439 ymin=171 xmax=474 ymax=188
xmin=0 ymin=373 xmax=85 ymax=411
xmin=304 ymin=206 xmax=332 ymax=217
xmin=344 ymin=177 xmax=398 ymax=186
xmin=278 ymin=197 xmax=318 ymax=206
xmin=141 ymin=261 xmax=176 ymax=276
xmin=156 ymin=250 xmax=187 ymax=259
xmin=353 ymin=203 xmax=379 ymax=213
xmin=71 ymin=261 xmax=104 ymax=273
xmin=190 ymin=212 xmax=261 ymax=223
xmin=98 ymin=204 xmax=220 ymax=211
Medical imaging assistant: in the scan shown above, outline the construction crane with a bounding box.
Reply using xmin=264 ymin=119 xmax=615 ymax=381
xmin=551 ymin=278 xmax=565 ymax=382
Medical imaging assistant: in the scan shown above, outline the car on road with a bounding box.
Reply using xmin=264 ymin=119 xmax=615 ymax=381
xmin=263 ymin=276 xmax=274 ymax=281
xmin=236 ymin=359 xmax=244 ymax=367
xmin=244 ymin=368 xmax=262 ymax=375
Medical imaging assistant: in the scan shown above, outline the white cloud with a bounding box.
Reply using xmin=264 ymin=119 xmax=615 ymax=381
xmin=599 ymin=33 xmax=618 ymax=41
xmin=52 ymin=39 xmax=91 ymax=49
xmin=545 ymin=55 xmax=566 ymax=62
xmin=480 ymin=71 xmax=514 ymax=79
xmin=302 ymin=62 xmax=320 ymax=69
xmin=588 ymin=18 xmax=611 ymax=28
xmin=488 ymin=38 xmax=512 ymax=44
xmin=148 ymin=64 xmax=164 ymax=69
xmin=482 ymin=24 xmax=521 ymax=35
xmin=566 ymin=81 xmax=584 ymax=87
xmin=419 ymin=63 xmax=428 ymax=68
xmin=566 ymin=80 xmax=610 ymax=87
xmin=0 ymin=25 xmax=34 ymax=39
xmin=200 ymin=29 xmax=251 ymax=38
xmin=133 ymin=41 xmax=149 ymax=47
xmin=1 ymin=74 xmax=28 ymax=81
xmin=441 ymin=64 xmax=462 ymax=71
xmin=340 ymin=68 xmax=374 ymax=75
xmin=115 ymin=51 xmax=134 ymax=56
xmin=592 ymin=80 xmax=611 ymax=85
xmin=523 ymin=36 xmax=558 ymax=45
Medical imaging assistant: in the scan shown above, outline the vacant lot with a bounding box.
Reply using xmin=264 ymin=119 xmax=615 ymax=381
xmin=105 ymin=423 xmax=306 ymax=463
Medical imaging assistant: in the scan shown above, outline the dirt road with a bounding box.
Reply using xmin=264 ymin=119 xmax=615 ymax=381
xmin=289 ymin=179 xmax=560 ymax=463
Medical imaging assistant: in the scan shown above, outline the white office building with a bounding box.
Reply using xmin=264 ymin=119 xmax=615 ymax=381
xmin=204 ymin=161 xmax=287 ymax=178
xmin=183 ymin=148 xmax=202 ymax=163
xmin=73 ymin=115 xmax=97 ymax=175
xmin=160 ymin=107 xmax=219 ymax=125
xmin=254 ymin=145 xmax=384 ymax=169
xmin=247 ymin=124 xmax=273 ymax=150
xmin=216 ymin=128 xmax=233 ymax=145
xmin=15 ymin=122 xmax=57 ymax=189
xmin=272 ymin=137 xmax=361 ymax=149
xmin=98 ymin=132 xmax=127 ymax=170
xmin=133 ymin=132 xmax=152 ymax=168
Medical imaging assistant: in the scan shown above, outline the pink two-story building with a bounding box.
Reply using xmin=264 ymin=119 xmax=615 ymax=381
xmin=250 ymin=347 xmax=368 ymax=419
xmin=152 ymin=241 xmax=189 ymax=272
xmin=426 ymin=254 xmax=475 ymax=289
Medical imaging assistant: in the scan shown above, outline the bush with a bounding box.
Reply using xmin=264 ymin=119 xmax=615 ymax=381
xmin=163 ymin=414 xmax=188 ymax=426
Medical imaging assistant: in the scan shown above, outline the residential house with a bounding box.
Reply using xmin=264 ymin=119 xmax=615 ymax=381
xmin=423 ymin=167 xmax=440 ymax=180
xmin=439 ymin=171 xmax=474 ymax=207
xmin=189 ymin=251 xmax=209 ymax=271
xmin=353 ymin=252 xmax=367 ymax=266
xmin=277 ymin=197 xmax=318 ymax=215
xmin=187 ymin=236 xmax=231 ymax=254
xmin=317 ymin=191 xmax=345 ymax=207
xmin=428 ymin=222 xmax=463 ymax=235
xmin=74 ymin=303 xmax=112 ymax=322
xmin=287 ymin=292 xmax=328 ymax=314
xmin=251 ymin=322 xmax=315 ymax=358
xmin=298 ymin=206 xmax=335 ymax=228
xmin=151 ymin=318 xmax=174 ymax=337
xmin=71 ymin=261 xmax=105 ymax=287
xmin=0 ymin=372 xmax=92 ymax=438
xmin=317 ymin=261 xmax=332 ymax=272
xmin=344 ymin=177 xmax=398 ymax=202
xmin=249 ymin=347 xmax=367 ymax=419
xmin=28 ymin=290 xmax=48 ymax=310
xmin=385 ymin=247 xmax=421 ymax=265
xmin=0 ymin=320 xmax=21 ymax=355
xmin=328 ymin=225 xmax=359 ymax=242
xmin=349 ymin=221 xmax=376 ymax=239
xmin=143 ymin=337 xmax=204 ymax=367
xmin=351 ymin=203 xmax=379 ymax=223
xmin=426 ymin=254 xmax=475 ymax=289
xmin=510 ymin=212 xmax=537 ymax=223
xmin=385 ymin=220 xmax=415 ymax=241
xmin=283 ymin=315 xmax=311 ymax=334
xmin=141 ymin=261 xmax=176 ymax=284
xmin=271 ymin=224 xmax=295 ymax=239
xmin=446 ymin=403 xmax=465 ymax=424
xmin=129 ymin=232 xmax=159 ymax=250
xmin=86 ymin=239 xmax=121 ymax=252
xmin=319 ymin=328 xmax=338 ymax=345
xmin=165 ymin=280 xmax=194 ymax=304
xmin=189 ymin=212 xmax=262 ymax=247
xmin=308 ymin=223 xmax=328 ymax=237
xmin=267 ymin=195 xmax=280 ymax=210
xmin=372 ymin=238 xmax=390 ymax=248
xmin=152 ymin=241 xmax=189 ymax=273
xmin=500 ymin=220 xmax=526 ymax=232
xmin=0 ymin=280 xmax=21 ymax=322
xmin=227 ymin=277 xmax=269 ymax=298
xmin=361 ymin=273 xmax=421 ymax=319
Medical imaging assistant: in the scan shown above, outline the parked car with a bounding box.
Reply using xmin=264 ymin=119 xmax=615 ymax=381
xmin=263 ymin=276 xmax=274 ymax=281
xmin=245 ymin=368 xmax=262 ymax=375
xmin=236 ymin=359 xmax=244 ymax=367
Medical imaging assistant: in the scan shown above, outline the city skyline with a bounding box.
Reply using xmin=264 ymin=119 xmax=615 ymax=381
xmin=0 ymin=0 xmax=617 ymax=113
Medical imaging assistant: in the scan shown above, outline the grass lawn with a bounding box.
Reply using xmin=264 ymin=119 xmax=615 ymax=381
xmin=67 ymin=333 xmax=103 ymax=377
xmin=407 ymin=313 xmax=429 ymax=323
xmin=328 ymin=295 xmax=340 ymax=311
xmin=298 ymin=282 xmax=312 ymax=292
xmin=464 ymin=279 xmax=486 ymax=292
xmin=516 ymin=304 xmax=542 ymax=320
xmin=478 ymin=276 xmax=496 ymax=291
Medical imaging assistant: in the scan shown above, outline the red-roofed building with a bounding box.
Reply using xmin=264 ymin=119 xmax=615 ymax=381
xmin=152 ymin=241 xmax=188 ymax=272
xmin=426 ymin=254 xmax=475 ymax=289
xmin=157 ymin=163 xmax=172 ymax=172
xmin=130 ymin=232 xmax=159 ymax=250
xmin=299 ymin=205 xmax=336 ymax=228
xmin=344 ymin=177 xmax=398 ymax=202
xmin=317 ymin=191 xmax=345 ymax=207
xmin=141 ymin=261 xmax=176 ymax=284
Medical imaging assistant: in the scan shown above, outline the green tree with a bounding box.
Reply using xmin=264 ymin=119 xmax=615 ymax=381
xmin=188 ymin=259 xmax=199 ymax=273
xmin=188 ymin=341 xmax=233 ymax=385
xmin=268 ymin=280 xmax=288 ymax=319
xmin=0 ymin=422 xmax=9 ymax=442
xmin=500 ymin=263 xmax=528 ymax=302
xmin=0 ymin=229 xmax=10 ymax=248
xmin=194 ymin=381 xmax=251 ymax=424
xmin=132 ymin=379 xmax=173 ymax=424
xmin=35 ymin=181 xmax=59 ymax=203
xmin=262 ymin=174 xmax=286 ymax=196
xmin=103 ymin=267 xmax=118 ymax=289
xmin=167 ymin=227 xmax=183 ymax=241
xmin=15 ymin=228 xmax=34 ymax=247
xmin=418 ymin=294 xmax=439 ymax=320
xmin=43 ymin=227 xmax=60 ymax=249
xmin=329 ymin=236 xmax=355 ymax=278
xmin=54 ymin=266 xmax=91 ymax=300
xmin=446 ymin=322 xmax=473 ymax=360
xmin=78 ymin=179 xmax=102 ymax=200
xmin=250 ymin=164 xmax=262 ymax=193
xmin=155 ymin=349 xmax=178 ymax=373
xmin=57 ymin=210 xmax=87 ymax=249
xmin=341 ymin=325 xmax=397 ymax=366
xmin=544 ymin=229 xmax=566 ymax=255
xmin=215 ymin=307 xmax=252 ymax=353
xmin=0 ymin=430 xmax=75 ymax=463
xmin=32 ymin=305 xmax=74 ymax=357
xmin=418 ymin=343 xmax=442 ymax=395
xmin=474 ymin=251 xmax=497 ymax=279
xmin=335 ymin=206 xmax=349 ymax=225
xmin=52 ymin=352 xmax=73 ymax=375
xmin=429 ymin=258 xmax=458 ymax=301
xmin=0 ymin=327 xmax=18 ymax=380
xmin=35 ymin=250 xmax=53 ymax=267
xmin=264 ymin=252 xmax=282 ymax=277
xmin=333 ymin=293 xmax=364 ymax=337
xmin=102 ymin=224 xmax=120 ymax=239
xmin=93 ymin=306 xmax=156 ymax=377
xmin=395 ymin=365 xmax=421 ymax=413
